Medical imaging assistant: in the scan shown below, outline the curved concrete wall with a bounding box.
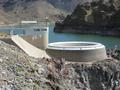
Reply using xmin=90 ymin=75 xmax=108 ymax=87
xmin=46 ymin=42 xmax=107 ymax=62
xmin=46 ymin=48 xmax=107 ymax=62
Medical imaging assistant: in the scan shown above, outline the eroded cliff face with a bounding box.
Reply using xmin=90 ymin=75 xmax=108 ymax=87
xmin=0 ymin=40 xmax=120 ymax=90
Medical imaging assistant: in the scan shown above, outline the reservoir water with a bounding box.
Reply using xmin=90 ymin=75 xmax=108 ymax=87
xmin=49 ymin=26 xmax=120 ymax=49
xmin=0 ymin=25 xmax=119 ymax=49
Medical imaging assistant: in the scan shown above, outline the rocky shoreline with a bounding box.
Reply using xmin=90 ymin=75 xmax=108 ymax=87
xmin=54 ymin=23 xmax=120 ymax=37
xmin=0 ymin=40 xmax=119 ymax=90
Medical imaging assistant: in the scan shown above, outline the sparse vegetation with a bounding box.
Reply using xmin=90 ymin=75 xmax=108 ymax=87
xmin=0 ymin=40 xmax=119 ymax=90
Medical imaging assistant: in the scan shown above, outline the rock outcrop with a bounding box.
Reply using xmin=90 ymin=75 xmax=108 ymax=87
xmin=0 ymin=40 xmax=120 ymax=90
xmin=54 ymin=0 xmax=120 ymax=36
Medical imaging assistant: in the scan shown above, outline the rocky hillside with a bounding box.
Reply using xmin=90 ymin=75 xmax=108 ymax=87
xmin=63 ymin=0 xmax=120 ymax=26
xmin=0 ymin=0 xmax=103 ymax=24
xmin=2 ymin=0 xmax=120 ymax=24
xmin=54 ymin=0 xmax=120 ymax=36
xmin=0 ymin=40 xmax=120 ymax=90
xmin=47 ymin=0 xmax=103 ymax=12
xmin=0 ymin=0 xmax=68 ymax=24
xmin=0 ymin=0 xmax=95 ymax=24
xmin=47 ymin=0 xmax=81 ymax=12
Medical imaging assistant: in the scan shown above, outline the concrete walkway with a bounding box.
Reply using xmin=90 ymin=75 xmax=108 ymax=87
xmin=11 ymin=35 xmax=49 ymax=58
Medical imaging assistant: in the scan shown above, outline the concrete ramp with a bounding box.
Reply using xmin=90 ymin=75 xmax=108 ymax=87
xmin=11 ymin=35 xmax=49 ymax=58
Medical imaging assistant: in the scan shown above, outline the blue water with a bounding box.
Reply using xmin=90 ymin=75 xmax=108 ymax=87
xmin=0 ymin=25 xmax=119 ymax=49
xmin=49 ymin=26 xmax=120 ymax=49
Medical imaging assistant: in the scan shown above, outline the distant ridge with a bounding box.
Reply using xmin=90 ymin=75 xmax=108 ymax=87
xmin=0 ymin=0 xmax=68 ymax=24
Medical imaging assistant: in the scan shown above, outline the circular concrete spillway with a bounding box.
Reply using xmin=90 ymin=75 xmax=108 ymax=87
xmin=46 ymin=41 xmax=107 ymax=62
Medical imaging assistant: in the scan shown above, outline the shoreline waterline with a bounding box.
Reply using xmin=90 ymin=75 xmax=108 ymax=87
xmin=49 ymin=26 xmax=120 ymax=49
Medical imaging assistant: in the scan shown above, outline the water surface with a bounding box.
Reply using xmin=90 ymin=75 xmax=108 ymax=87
xmin=49 ymin=26 xmax=120 ymax=49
